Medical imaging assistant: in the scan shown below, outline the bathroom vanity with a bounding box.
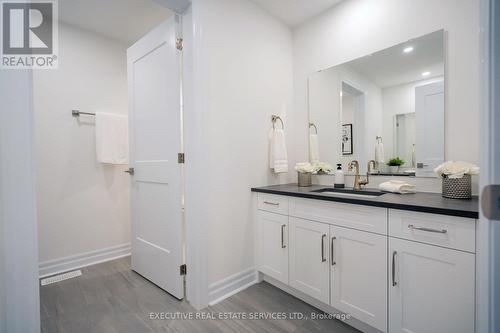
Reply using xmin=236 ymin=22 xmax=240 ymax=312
xmin=251 ymin=184 xmax=478 ymax=333
xmin=253 ymin=26 xmax=479 ymax=333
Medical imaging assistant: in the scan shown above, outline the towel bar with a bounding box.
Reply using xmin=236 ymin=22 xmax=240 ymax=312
xmin=72 ymin=110 xmax=95 ymax=117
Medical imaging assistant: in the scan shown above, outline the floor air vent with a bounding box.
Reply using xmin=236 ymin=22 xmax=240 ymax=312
xmin=41 ymin=270 xmax=82 ymax=286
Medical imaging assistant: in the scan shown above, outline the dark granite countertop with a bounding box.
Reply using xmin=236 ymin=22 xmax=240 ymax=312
xmin=251 ymin=184 xmax=479 ymax=219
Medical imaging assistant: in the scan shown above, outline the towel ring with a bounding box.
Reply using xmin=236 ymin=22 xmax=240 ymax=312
xmin=309 ymin=123 xmax=318 ymax=134
xmin=376 ymin=136 xmax=383 ymax=143
xmin=272 ymin=115 xmax=284 ymax=130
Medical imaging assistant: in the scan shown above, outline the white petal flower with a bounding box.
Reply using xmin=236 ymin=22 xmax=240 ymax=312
xmin=312 ymin=161 xmax=334 ymax=174
xmin=434 ymin=161 xmax=479 ymax=178
xmin=295 ymin=161 xmax=334 ymax=174
xmin=295 ymin=162 xmax=315 ymax=173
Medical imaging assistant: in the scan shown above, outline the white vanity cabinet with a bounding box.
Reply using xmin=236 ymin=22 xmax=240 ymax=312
xmin=256 ymin=210 xmax=289 ymax=285
xmin=288 ymin=217 xmax=330 ymax=304
xmin=388 ymin=210 xmax=475 ymax=333
xmin=388 ymin=238 xmax=475 ymax=333
xmin=330 ymin=225 xmax=387 ymax=331
xmin=255 ymin=193 xmax=476 ymax=333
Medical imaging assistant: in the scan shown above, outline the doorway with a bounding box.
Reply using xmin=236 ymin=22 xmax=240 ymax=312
xmin=341 ymin=81 xmax=366 ymax=172
xmin=33 ymin=0 xmax=188 ymax=325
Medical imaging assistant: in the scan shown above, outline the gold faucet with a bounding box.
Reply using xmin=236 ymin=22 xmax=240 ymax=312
xmin=366 ymin=160 xmax=376 ymax=185
xmin=348 ymin=160 xmax=376 ymax=190
xmin=348 ymin=160 xmax=363 ymax=190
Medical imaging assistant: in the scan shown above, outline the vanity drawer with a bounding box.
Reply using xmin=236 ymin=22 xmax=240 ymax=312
xmin=388 ymin=210 xmax=476 ymax=252
xmin=258 ymin=193 xmax=289 ymax=215
xmin=289 ymin=198 xmax=387 ymax=235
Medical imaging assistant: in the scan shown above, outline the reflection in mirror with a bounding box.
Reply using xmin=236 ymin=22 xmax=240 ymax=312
xmin=394 ymin=113 xmax=416 ymax=169
xmin=308 ymin=30 xmax=444 ymax=177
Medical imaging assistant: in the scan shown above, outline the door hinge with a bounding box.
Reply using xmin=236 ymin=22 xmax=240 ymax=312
xmin=180 ymin=264 xmax=187 ymax=275
xmin=176 ymin=38 xmax=183 ymax=51
xmin=178 ymin=153 xmax=185 ymax=164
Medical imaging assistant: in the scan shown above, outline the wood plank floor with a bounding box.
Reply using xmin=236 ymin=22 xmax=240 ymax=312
xmin=40 ymin=257 xmax=360 ymax=333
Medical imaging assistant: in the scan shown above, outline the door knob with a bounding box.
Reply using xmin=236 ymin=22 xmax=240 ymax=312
xmin=124 ymin=168 xmax=135 ymax=175
xmin=482 ymin=185 xmax=500 ymax=220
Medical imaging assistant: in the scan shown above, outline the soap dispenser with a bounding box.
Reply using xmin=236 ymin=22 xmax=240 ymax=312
xmin=334 ymin=164 xmax=345 ymax=188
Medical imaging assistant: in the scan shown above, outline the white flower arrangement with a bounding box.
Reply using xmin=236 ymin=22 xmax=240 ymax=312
xmin=314 ymin=161 xmax=334 ymax=174
xmin=434 ymin=161 xmax=479 ymax=179
xmin=295 ymin=162 xmax=334 ymax=174
xmin=295 ymin=162 xmax=316 ymax=174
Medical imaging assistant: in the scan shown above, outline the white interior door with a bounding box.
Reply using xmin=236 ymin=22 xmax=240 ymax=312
xmin=415 ymin=81 xmax=445 ymax=177
xmin=395 ymin=113 xmax=416 ymax=167
xmin=127 ymin=18 xmax=183 ymax=299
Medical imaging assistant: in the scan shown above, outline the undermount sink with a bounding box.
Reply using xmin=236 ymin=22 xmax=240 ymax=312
xmin=311 ymin=187 xmax=386 ymax=198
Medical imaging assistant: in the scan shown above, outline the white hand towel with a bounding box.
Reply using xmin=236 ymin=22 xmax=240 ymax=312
xmin=269 ymin=128 xmax=288 ymax=173
xmin=379 ymin=180 xmax=416 ymax=194
xmin=375 ymin=141 xmax=385 ymax=164
xmin=95 ymin=112 xmax=129 ymax=165
xmin=309 ymin=134 xmax=320 ymax=163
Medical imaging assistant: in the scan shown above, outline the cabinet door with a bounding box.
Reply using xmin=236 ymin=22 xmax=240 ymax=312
xmin=389 ymin=238 xmax=475 ymax=333
xmin=330 ymin=226 xmax=387 ymax=332
xmin=256 ymin=211 xmax=288 ymax=284
xmin=289 ymin=217 xmax=330 ymax=304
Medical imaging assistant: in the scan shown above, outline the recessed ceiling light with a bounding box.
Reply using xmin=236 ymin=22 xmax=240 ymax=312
xmin=403 ymin=46 xmax=414 ymax=53
xmin=422 ymin=71 xmax=431 ymax=76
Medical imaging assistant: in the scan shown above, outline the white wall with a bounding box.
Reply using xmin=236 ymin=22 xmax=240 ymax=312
xmin=477 ymin=1 xmax=500 ymax=330
xmin=342 ymin=93 xmax=355 ymax=124
xmin=293 ymin=0 xmax=480 ymax=191
xmin=33 ymin=23 xmax=131 ymax=268
xmin=0 ymin=70 xmax=40 ymax=332
xmin=308 ymin=69 xmax=342 ymax=168
xmin=182 ymin=7 xmax=210 ymax=309
xmin=188 ymin=0 xmax=293 ymax=295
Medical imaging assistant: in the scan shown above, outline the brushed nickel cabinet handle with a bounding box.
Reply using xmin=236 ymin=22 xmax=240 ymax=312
xmin=124 ymin=168 xmax=134 ymax=175
xmin=281 ymin=224 xmax=286 ymax=249
xmin=263 ymin=201 xmax=279 ymax=206
xmin=331 ymin=236 xmax=336 ymax=266
xmin=408 ymin=224 xmax=447 ymax=234
xmin=392 ymin=251 xmax=397 ymax=287
xmin=321 ymin=234 xmax=327 ymax=262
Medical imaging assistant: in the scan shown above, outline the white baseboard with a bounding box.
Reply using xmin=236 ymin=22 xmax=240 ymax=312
xmin=39 ymin=243 xmax=131 ymax=278
xmin=208 ymin=268 xmax=258 ymax=306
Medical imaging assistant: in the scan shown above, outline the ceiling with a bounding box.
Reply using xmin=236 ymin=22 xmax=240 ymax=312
xmin=59 ymin=0 xmax=343 ymax=43
xmin=345 ymin=30 xmax=444 ymax=88
xmin=59 ymin=0 xmax=173 ymax=45
xmin=250 ymin=0 xmax=344 ymax=27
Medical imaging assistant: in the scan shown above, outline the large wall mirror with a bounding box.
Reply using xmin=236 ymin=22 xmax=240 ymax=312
xmin=308 ymin=30 xmax=444 ymax=177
